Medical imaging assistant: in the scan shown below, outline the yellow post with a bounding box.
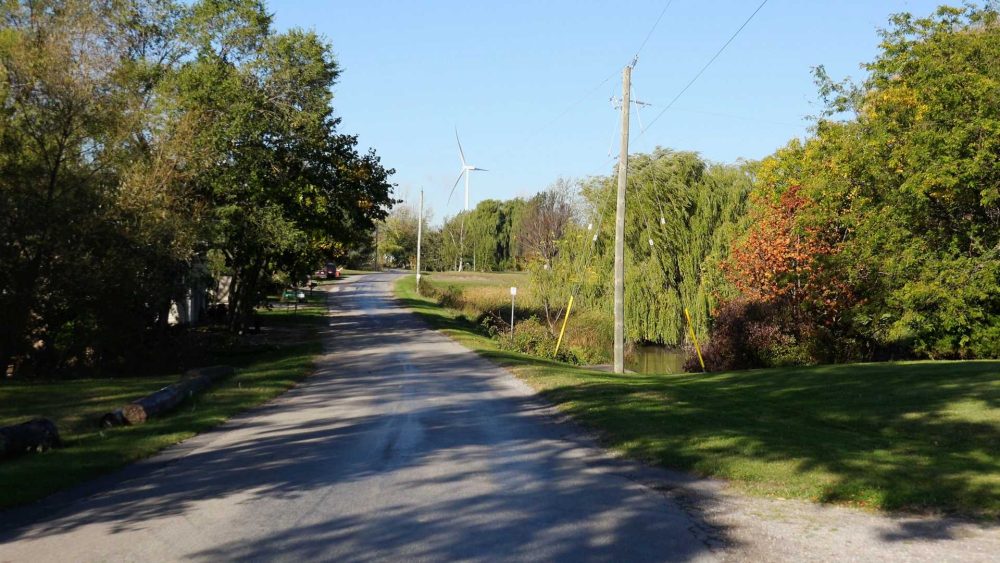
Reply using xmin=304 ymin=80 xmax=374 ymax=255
xmin=554 ymin=295 xmax=575 ymax=356
xmin=684 ymin=307 xmax=706 ymax=372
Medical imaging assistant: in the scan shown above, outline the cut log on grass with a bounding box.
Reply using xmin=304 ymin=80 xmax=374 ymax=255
xmin=0 ymin=418 xmax=61 ymax=459
xmin=100 ymin=365 xmax=235 ymax=428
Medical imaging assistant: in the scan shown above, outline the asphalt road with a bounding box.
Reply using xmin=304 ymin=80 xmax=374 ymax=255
xmin=1 ymin=272 xmax=997 ymax=562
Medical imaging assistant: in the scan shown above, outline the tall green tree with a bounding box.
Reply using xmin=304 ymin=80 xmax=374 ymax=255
xmin=176 ymin=0 xmax=393 ymax=331
xmin=377 ymin=202 xmax=425 ymax=268
xmin=0 ymin=0 xmax=196 ymax=371
xmin=0 ymin=0 xmax=394 ymax=373
xmin=747 ymin=3 xmax=1000 ymax=360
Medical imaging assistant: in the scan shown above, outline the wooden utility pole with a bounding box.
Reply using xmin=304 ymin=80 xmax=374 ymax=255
xmin=416 ymin=189 xmax=423 ymax=295
xmin=458 ymin=216 xmax=465 ymax=272
xmin=613 ymin=65 xmax=631 ymax=374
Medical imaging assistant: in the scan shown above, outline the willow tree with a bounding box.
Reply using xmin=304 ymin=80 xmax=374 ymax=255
xmin=464 ymin=200 xmax=506 ymax=271
xmin=439 ymin=197 xmax=527 ymax=271
xmin=576 ymin=149 xmax=751 ymax=346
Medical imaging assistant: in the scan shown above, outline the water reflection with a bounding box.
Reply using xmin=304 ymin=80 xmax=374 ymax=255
xmin=626 ymin=345 xmax=687 ymax=374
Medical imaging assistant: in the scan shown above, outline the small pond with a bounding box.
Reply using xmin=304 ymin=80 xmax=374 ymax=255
xmin=626 ymin=345 xmax=687 ymax=375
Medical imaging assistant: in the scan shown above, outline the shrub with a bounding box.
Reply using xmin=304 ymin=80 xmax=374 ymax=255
xmin=562 ymin=310 xmax=613 ymax=364
xmin=686 ymin=298 xmax=819 ymax=372
xmin=554 ymin=346 xmax=586 ymax=365
xmin=435 ymin=284 xmax=465 ymax=310
xmin=969 ymin=321 xmax=1000 ymax=359
xmin=498 ymin=317 xmax=558 ymax=358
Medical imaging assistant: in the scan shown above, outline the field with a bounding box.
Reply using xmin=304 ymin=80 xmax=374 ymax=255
xmin=0 ymin=292 xmax=328 ymax=510
xmin=397 ymin=273 xmax=1000 ymax=517
xmin=417 ymin=271 xmax=529 ymax=288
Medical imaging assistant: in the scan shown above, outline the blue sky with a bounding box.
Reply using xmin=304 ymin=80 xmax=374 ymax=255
xmin=271 ymin=0 xmax=944 ymax=223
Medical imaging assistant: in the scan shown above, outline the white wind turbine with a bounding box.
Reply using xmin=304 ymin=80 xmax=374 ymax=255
xmin=448 ymin=128 xmax=487 ymax=211
xmin=447 ymin=129 xmax=486 ymax=271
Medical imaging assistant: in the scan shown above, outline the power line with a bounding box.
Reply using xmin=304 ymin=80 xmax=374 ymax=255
xmin=518 ymin=0 xmax=677 ymax=146
xmin=668 ymin=105 xmax=803 ymax=128
xmin=496 ymin=1 xmax=677 ymax=169
xmin=633 ymin=0 xmax=675 ymax=64
xmin=509 ymin=69 xmax=619 ymax=154
xmin=640 ymin=0 xmax=769 ymax=137
xmin=580 ymin=0 xmax=671 ymax=249
xmin=489 ymin=68 xmax=618 ymax=173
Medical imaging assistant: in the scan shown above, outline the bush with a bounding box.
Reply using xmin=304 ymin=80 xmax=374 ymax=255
xmin=687 ymin=298 xmax=819 ymax=372
xmin=562 ymin=310 xmax=613 ymax=364
xmin=498 ymin=317 xmax=559 ymax=359
xmin=969 ymin=321 xmax=1000 ymax=359
xmin=434 ymin=284 xmax=465 ymax=310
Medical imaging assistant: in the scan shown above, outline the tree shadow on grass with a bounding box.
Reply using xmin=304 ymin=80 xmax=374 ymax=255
xmin=525 ymin=362 xmax=1000 ymax=522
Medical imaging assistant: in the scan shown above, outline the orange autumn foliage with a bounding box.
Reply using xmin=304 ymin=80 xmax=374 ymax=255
xmin=721 ymin=186 xmax=852 ymax=326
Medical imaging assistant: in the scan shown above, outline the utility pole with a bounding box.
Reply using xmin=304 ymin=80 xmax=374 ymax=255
xmin=459 ymin=147 xmax=471 ymax=272
xmin=458 ymin=217 xmax=465 ymax=272
xmin=613 ymin=64 xmax=631 ymax=374
xmin=374 ymin=224 xmax=380 ymax=272
xmin=416 ymin=189 xmax=423 ymax=295
xmin=511 ymin=234 xmax=517 ymax=270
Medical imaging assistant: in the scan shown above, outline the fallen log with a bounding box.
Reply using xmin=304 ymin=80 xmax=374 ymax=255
xmin=0 ymin=418 xmax=61 ymax=459
xmin=100 ymin=365 xmax=235 ymax=428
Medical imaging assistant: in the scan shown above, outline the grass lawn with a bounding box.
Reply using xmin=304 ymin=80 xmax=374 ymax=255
xmin=396 ymin=274 xmax=1000 ymax=518
xmin=0 ymin=294 xmax=327 ymax=510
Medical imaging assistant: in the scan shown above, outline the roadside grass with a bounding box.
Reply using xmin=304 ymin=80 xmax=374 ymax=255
xmin=0 ymin=295 xmax=327 ymax=510
xmin=396 ymin=274 xmax=1000 ymax=518
xmin=415 ymin=271 xmax=610 ymax=364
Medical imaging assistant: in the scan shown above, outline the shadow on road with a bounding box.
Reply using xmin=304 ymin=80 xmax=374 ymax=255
xmin=0 ymin=277 xmax=729 ymax=561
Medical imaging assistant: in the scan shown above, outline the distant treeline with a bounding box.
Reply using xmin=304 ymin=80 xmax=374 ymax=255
xmin=376 ymin=178 xmax=577 ymax=274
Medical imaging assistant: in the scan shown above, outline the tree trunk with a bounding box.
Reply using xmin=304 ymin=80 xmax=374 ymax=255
xmin=227 ymin=264 xmax=243 ymax=333
xmin=2 ymin=256 xmax=44 ymax=377
xmin=228 ymin=254 xmax=265 ymax=334
xmin=101 ymin=365 xmax=234 ymax=427
xmin=0 ymin=418 xmax=61 ymax=459
xmin=0 ymin=339 xmax=13 ymax=380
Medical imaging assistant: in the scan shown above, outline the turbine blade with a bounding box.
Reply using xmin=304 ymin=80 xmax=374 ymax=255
xmin=455 ymin=127 xmax=467 ymax=167
xmin=472 ymin=167 xmax=488 ymax=172
xmin=447 ymin=169 xmax=465 ymax=205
